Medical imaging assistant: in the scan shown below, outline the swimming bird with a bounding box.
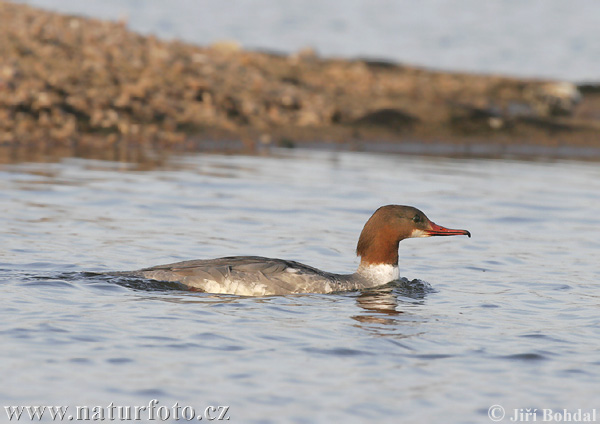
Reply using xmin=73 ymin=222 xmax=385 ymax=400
xmin=118 ymin=205 xmax=470 ymax=296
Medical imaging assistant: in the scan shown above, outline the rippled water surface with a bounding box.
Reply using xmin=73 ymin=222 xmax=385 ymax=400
xmin=2 ymin=150 xmax=600 ymax=423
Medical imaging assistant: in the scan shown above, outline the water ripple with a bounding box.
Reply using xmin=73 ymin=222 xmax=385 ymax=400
xmin=2 ymin=152 xmax=599 ymax=422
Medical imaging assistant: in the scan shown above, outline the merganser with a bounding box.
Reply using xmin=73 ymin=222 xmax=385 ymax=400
xmin=117 ymin=205 xmax=470 ymax=296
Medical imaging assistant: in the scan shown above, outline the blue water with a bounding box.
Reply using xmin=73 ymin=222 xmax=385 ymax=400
xmin=12 ymin=0 xmax=600 ymax=82
xmin=1 ymin=150 xmax=599 ymax=423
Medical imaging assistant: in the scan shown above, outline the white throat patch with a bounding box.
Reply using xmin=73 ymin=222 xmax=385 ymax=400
xmin=410 ymin=228 xmax=429 ymax=238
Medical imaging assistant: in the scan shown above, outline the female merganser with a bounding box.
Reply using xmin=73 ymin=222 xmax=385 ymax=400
xmin=119 ymin=205 xmax=470 ymax=296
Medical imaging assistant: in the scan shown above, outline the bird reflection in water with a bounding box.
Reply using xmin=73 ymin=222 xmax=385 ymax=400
xmin=352 ymin=278 xmax=433 ymax=326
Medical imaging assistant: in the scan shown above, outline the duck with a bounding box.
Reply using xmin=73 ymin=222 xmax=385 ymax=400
xmin=116 ymin=205 xmax=470 ymax=296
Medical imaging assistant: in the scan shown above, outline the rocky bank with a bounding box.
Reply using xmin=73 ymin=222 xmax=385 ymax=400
xmin=1 ymin=1 xmax=599 ymax=158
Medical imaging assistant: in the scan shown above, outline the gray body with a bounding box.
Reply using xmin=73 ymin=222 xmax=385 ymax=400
xmin=120 ymin=256 xmax=384 ymax=296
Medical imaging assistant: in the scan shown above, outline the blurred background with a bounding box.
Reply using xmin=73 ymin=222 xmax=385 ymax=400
xmin=12 ymin=0 xmax=600 ymax=82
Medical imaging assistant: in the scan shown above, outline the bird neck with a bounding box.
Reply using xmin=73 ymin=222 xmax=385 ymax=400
xmin=357 ymin=227 xmax=401 ymax=267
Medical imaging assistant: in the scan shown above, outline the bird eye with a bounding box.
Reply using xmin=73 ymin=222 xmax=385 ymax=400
xmin=412 ymin=215 xmax=422 ymax=223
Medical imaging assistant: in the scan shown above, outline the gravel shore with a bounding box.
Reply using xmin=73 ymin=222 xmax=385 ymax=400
xmin=1 ymin=1 xmax=598 ymax=158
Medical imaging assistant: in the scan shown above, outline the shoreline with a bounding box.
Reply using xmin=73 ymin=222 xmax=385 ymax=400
xmin=1 ymin=1 xmax=599 ymax=160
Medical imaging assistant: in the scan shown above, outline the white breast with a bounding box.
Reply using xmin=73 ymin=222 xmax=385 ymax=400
xmin=357 ymin=264 xmax=399 ymax=286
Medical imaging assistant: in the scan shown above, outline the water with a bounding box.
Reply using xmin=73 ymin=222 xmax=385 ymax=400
xmin=13 ymin=0 xmax=600 ymax=82
xmin=1 ymin=149 xmax=599 ymax=423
